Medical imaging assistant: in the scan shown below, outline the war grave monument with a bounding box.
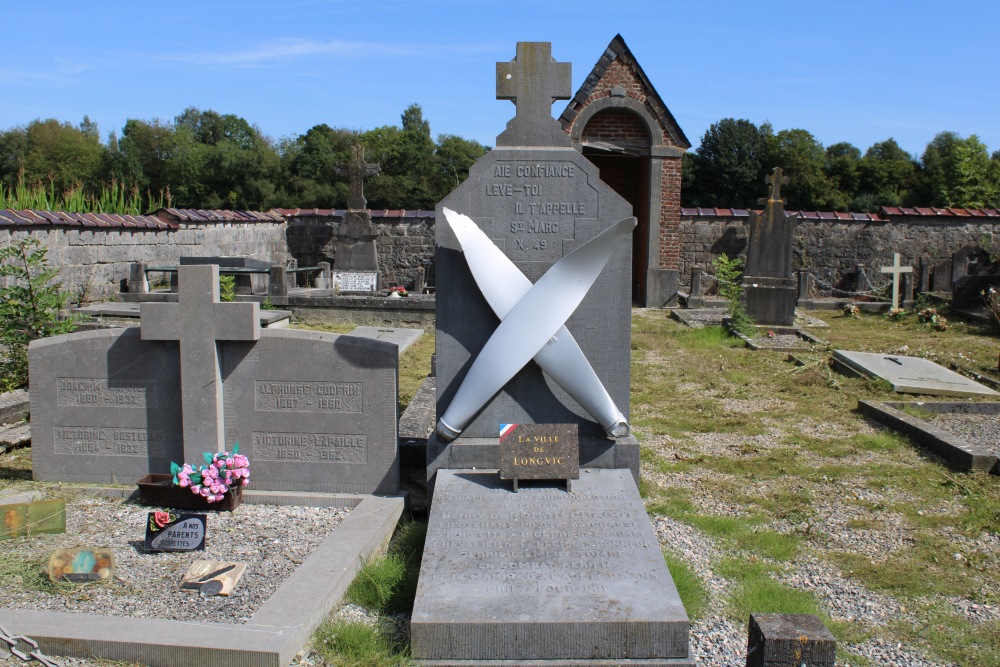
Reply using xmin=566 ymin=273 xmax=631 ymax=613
xmin=411 ymin=42 xmax=692 ymax=665
xmin=3 ymin=263 xmax=404 ymax=665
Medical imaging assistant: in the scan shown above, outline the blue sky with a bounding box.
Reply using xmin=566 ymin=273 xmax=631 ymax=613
xmin=2 ymin=1 xmax=997 ymax=158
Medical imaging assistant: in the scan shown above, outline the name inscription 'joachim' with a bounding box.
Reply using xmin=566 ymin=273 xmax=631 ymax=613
xmin=255 ymin=381 xmax=362 ymax=413
xmin=57 ymin=378 xmax=147 ymax=408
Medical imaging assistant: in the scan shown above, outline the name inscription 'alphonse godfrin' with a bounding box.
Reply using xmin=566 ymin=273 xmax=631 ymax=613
xmin=254 ymin=381 xmax=362 ymax=413
xmin=499 ymin=423 xmax=579 ymax=484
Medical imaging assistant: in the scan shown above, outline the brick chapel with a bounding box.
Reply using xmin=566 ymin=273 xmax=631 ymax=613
xmin=559 ymin=34 xmax=690 ymax=307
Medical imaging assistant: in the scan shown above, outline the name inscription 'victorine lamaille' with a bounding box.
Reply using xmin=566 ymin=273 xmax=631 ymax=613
xmin=53 ymin=426 xmax=159 ymax=457
xmin=252 ymin=432 xmax=367 ymax=463
xmin=56 ymin=378 xmax=148 ymax=408
xmin=254 ymin=381 xmax=362 ymax=413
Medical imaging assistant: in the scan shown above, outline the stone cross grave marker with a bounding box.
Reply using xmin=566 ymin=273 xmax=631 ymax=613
xmin=743 ymin=166 xmax=799 ymax=326
xmin=880 ymin=252 xmax=913 ymax=310
xmin=140 ymin=265 xmax=259 ymax=463
xmin=495 ymin=41 xmax=571 ymax=147
xmin=336 ymin=144 xmax=381 ymax=211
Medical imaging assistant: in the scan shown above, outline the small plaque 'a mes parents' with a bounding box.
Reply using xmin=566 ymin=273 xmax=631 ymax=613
xmin=143 ymin=512 xmax=206 ymax=552
xmin=499 ymin=423 xmax=579 ymax=490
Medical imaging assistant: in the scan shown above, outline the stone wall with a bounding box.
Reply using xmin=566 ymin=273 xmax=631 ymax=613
xmin=0 ymin=210 xmax=289 ymax=303
xmin=678 ymin=209 xmax=1000 ymax=295
xmin=282 ymin=210 xmax=435 ymax=290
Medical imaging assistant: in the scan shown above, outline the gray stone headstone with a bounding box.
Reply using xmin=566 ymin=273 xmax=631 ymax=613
xmin=411 ymin=469 xmax=691 ymax=663
xmin=832 ymin=350 xmax=999 ymax=398
xmin=222 ymin=330 xmax=399 ymax=494
xmin=743 ymin=167 xmax=798 ymax=326
xmin=430 ymin=41 xmax=638 ymax=480
xmin=30 ymin=328 xmax=183 ymax=483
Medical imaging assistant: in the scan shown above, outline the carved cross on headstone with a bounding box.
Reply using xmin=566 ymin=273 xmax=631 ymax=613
xmin=764 ymin=166 xmax=790 ymax=204
xmin=496 ymin=42 xmax=571 ymax=147
xmin=880 ymin=252 xmax=913 ymax=310
xmin=336 ymin=145 xmax=381 ymax=211
xmin=140 ymin=265 xmax=260 ymax=464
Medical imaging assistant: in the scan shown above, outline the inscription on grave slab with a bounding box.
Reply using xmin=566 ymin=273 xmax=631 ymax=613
xmin=252 ymin=432 xmax=367 ymax=463
xmin=334 ymin=271 xmax=377 ymax=292
xmin=254 ymin=381 xmax=362 ymax=412
xmin=53 ymin=426 xmax=158 ymax=457
xmin=56 ymin=378 xmax=148 ymax=408
xmin=223 ymin=330 xmax=398 ymax=494
xmin=411 ymin=470 xmax=689 ymax=662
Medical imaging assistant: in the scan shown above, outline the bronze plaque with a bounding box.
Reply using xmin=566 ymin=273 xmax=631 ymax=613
xmin=499 ymin=423 xmax=579 ymax=483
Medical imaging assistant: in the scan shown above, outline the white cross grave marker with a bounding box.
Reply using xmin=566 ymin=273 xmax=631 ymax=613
xmin=140 ymin=265 xmax=260 ymax=463
xmin=880 ymin=253 xmax=913 ymax=310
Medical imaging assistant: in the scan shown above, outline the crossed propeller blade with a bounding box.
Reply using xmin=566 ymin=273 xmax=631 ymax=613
xmin=436 ymin=207 xmax=635 ymax=441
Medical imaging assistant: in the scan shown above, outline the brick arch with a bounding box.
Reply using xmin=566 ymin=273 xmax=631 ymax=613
xmin=570 ymin=96 xmax=662 ymax=151
xmin=581 ymin=108 xmax=651 ymax=147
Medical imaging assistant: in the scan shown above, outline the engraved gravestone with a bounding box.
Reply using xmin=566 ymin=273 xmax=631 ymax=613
xmin=29 ymin=266 xmax=399 ymax=493
xmin=413 ymin=41 xmax=692 ymax=666
xmin=330 ymin=144 xmax=380 ymax=292
xmin=430 ymin=41 xmax=637 ymax=479
xmin=743 ymin=167 xmax=799 ymax=326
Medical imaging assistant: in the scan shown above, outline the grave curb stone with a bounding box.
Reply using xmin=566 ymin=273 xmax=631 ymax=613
xmin=0 ymin=493 xmax=403 ymax=667
xmin=858 ymin=400 xmax=999 ymax=474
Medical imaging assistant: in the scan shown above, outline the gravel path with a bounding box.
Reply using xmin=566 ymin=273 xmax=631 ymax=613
xmin=0 ymin=493 xmax=349 ymax=624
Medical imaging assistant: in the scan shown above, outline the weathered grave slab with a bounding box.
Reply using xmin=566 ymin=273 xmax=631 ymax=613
xmin=30 ymin=327 xmax=184 ymax=483
xmin=0 ymin=493 xmax=403 ymax=667
xmin=411 ymin=469 xmax=692 ymax=665
xmin=859 ymin=400 xmax=1000 ymax=473
xmin=222 ymin=329 xmax=399 ymax=494
xmin=349 ymin=326 xmax=423 ymax=355
xmin=30 ymin=328 xmax=399 ymax=494
xmin=833 ymin=350 xmax=999 ymax=398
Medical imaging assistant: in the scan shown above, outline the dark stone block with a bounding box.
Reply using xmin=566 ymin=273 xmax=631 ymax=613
xmin=746 ymin=613 xmax=835 ymax=667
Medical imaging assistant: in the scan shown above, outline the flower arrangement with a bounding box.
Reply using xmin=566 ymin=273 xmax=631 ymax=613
xmin=918 ymin=307 xmax=948 ymax=331
xmin=388 ymin=285 xmax=408 ymax=298
xmin=169 ymin=445 xmax=250 ymax=504
xmin=887 ymin=307 xmax=906 ymax=320
xmin=843 ymin=303 xmax=860 ymax=318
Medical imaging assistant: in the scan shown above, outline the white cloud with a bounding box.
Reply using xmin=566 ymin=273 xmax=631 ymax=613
xmin=164 ymin=38 xmax=418 ymax=67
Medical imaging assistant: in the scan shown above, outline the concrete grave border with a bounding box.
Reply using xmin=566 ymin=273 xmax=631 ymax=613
xmin=859 ymin=400 xmax=999 ymax=474
xmin=0 ymin=490 xmax=404 ymax=667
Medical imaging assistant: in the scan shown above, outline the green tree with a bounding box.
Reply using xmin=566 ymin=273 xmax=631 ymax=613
xmin=824 ymin=142 xmax=861 ymax=209
xmin=0 ymin=238 xmax=77 ymax=390
xmin=434 ymin=134 xmax=488 ymax=192
xmin=918 ymin=131 xmax=997 ymax=208
xmin=683 ymin=118 xmax=773 ymax=208
xmin=19 ymin=118 xmax=104 ymax=195
xmin=770 ymin=128 xmax=839 ymax=210
xmin=854 ymin=138 xmax=917 ymax=210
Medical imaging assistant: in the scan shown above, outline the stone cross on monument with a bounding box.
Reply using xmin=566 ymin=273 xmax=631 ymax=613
xmin=764 ymin=166 xmax=789 ymax=204
xmin=495 ymin=42 xmax=572 ymax=146
xmin=140 ymin=265 xmax=260 ymax=464
xmin=336 ymin=144 xmax=381 ymax=210
xmin=880 ymin=252 xmax=913 ymax=310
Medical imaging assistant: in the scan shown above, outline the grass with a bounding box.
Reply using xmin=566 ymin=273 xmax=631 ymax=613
xmin=663 ymin=550 xmax=709 ymax=620
xmin=636 ymin=308 xmax=1000 ymax=665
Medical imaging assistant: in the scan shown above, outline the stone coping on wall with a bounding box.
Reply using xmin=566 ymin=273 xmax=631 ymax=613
xmin=858 ymin=400 xmax=1000 ymax=474
xmin=0 ymin=492 xmax=405 ymax=667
